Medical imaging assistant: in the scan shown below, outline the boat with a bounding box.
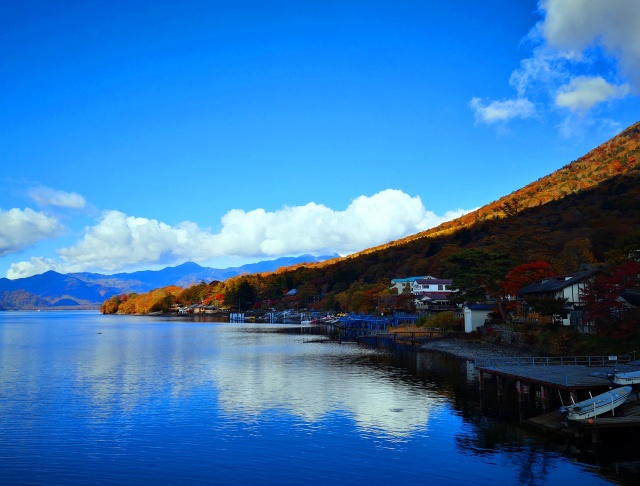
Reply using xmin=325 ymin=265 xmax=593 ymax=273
xmin=607 ymin=369 xmax=640 ymax=386
xmin=559 ymin=386 xmax=632 ymax=421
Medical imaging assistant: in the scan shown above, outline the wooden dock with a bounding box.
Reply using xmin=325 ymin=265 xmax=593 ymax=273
xmin=475 ymin=356 xmax=640 ymax=395
xmin=477 ymin=363 xmax=617 ymax=390
xmin=526 ymin=395 xmax=640 ymax=443
xmin=474 ymin=353 xmax=640 ymax=443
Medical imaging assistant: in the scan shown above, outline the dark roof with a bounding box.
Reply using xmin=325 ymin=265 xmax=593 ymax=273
xmin=467 ymin=304 xmax=495 ymax=310
xmin=414 ymin=278 xmax=452 ymax=285
xmin=416 ymin=292 xmax=452 ymax=301
xmin=518 ymin=269 xmax=601 ymax=295
xmin=620 ymin=289 xmax=640 ymax=307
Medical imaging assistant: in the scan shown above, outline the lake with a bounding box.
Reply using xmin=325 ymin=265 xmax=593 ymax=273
xmin=0 ymin=311 xmax=635 ymax=485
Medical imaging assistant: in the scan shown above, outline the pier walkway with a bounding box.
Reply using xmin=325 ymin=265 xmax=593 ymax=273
xmin=336 ymin=312 xmax=422 ymax=331
xmin=474 ymin=351 xmax=640 ymax=443
xmin=475 ymin=355 xmax=640 ymax=390
xmin=475 ymin=355 xmax=640 ymax=402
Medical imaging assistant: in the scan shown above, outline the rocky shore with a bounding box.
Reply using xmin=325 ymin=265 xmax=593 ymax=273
xmin=421 ymin=338 xmax=539 ymax=361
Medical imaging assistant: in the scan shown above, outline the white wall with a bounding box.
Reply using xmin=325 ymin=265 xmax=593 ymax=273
xmin=463 ymin=307 xmax=489 ymax=333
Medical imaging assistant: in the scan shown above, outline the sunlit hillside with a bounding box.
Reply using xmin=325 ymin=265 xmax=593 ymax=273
xmin=102 ymin=121 xmax=640 ymax=315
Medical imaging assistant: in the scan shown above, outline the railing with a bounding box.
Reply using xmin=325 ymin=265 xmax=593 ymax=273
xmin=625 ymin=349 xmax=640 ymax=362
xmin=382 ymin=329 xmax=465 ymax=342
xmin=474 ymin=355 xmax=631 ymax=368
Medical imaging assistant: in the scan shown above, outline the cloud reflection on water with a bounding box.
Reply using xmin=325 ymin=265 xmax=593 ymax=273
xmin=0 ymin=317 xmax=447 ymax=439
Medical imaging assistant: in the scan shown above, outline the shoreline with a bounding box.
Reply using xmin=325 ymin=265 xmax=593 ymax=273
xmin=420 ymin=337 xmax=539 ymax=361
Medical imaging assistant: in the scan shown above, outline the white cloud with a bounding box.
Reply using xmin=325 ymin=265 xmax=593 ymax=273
xmin=555 ymin=76 xmax=630 ymax=112
xmin=6 ymin=257 xmax=61 ymax=279
xmin=6 ymin=190 xmax=472 ymax=277
xmin=471 ymin=0 xmax=639 ymax=131
xmin=28 ymin=186 xmax=86 ymax=209
xmin=0 ymin=208 xmax=63 ymax=257
xmin=469 ymin=97 xmax=536 ymax=125
xmin=541 ymin=0 xmax=640 ymax=87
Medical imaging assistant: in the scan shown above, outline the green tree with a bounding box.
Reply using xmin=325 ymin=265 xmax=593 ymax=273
xmin=236 ymin=280 xmax=256 ymax=310
xmin=443 ymin=249 xmax=513 ymax=323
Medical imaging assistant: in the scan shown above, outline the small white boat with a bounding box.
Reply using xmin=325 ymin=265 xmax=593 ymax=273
xmin=607 ymin=369 xmax=640 ymax=386
xmin=560 ymin=386 xmax=632 ymax=421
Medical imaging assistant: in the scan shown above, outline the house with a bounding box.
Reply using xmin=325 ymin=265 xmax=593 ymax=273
xmin=410 ymin=277 xmax=455 ymax=312
xmin=415 ymin=292 xmax=455 ymax=312
xmin=389 ymin=276 xmax=431 ymax=294
xmin=517 ymin=267 xmax=601 ymax=330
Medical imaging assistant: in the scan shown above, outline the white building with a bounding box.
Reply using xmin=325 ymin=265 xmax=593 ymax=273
xmin=411 ymin=278 xmax=452 ymax=295
xmin=389 ymin=276 xmax=432 ymax=294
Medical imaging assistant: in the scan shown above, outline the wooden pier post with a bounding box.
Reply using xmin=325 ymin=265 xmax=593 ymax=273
xmin=539 ymin=386 xmax=549 ymax=411
xmin=497 ymin=376 xmax=504 ymax=398
xmin=516 ymin=380 xmax=522 ymax=402
xmin=478 ymin=370 xmax=484 ymax=391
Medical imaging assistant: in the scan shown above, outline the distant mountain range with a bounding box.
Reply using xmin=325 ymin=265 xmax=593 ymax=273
xmin=0 ymin=255 xmax=336 ymax=310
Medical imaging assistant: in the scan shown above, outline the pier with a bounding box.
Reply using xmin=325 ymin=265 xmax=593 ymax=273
xmin=474 ymin=353 xmax=640 ymax=443
xmin=336 ymin=312 xmax=445 ymax=331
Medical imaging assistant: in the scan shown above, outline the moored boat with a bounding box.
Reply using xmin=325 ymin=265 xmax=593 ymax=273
xmin=559 ymin=386 xmax=632 ymax=421
xmin=607 ymin=369 xmax=640 ymax=386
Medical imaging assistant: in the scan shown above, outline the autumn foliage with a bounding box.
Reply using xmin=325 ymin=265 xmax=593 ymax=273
xmin=101 ymin=121 xmax=640 ymax=328
xmin=582 ymin=262 xmax=640 ymax=338
xmin=501 ymin=261 xmax=555 ymax=297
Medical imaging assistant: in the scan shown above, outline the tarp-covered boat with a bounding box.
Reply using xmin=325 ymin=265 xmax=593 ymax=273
xmin=607 ymin=369 xmax=640 ymax=386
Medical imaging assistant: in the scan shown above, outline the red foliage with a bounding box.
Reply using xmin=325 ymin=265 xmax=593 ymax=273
xmin=501 ymin=261 xmax=555 ymax=297
xmin=582 ymin=262 xmax=640 ymax=337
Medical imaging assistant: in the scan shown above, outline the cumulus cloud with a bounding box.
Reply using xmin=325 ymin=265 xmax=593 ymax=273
xmin=555 ymin=76 xmax=630 ymax=113
xmin=28 ymin=186 xmax=86 ymax=209
xmin=541 ymin=0 xmax=640 ymax=86
xmin=0 ymin=208 xmax=63 ymax=257
xmin=6 ymin=190 xmax=472 ymax=277
xmin=6 ymin=257 xmax=61 ymax=279
xmin=469 ymin=97 xmax=536 ymax=125
xmin=471 ymin=0 xmax=640 ymax=131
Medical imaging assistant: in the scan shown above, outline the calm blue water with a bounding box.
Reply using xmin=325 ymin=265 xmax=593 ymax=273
xmin=0 ymin=311 xmax=631 ymax=485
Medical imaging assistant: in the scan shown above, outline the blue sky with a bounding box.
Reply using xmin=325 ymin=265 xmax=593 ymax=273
xmin=1 ymin=0 xmax=639 ymax=278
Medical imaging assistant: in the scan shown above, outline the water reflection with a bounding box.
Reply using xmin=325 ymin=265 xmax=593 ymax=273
xmin=0 ymin=312 xmax=629 ymax=485
xmin=208 ymin=328 xmax=445 ymax=437
xmin=0 ymin=315 xmax=443 ymax=439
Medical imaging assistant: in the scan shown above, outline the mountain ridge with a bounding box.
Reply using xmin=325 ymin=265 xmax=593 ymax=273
xmin=0 ymin=254 xmax=336 ymax=310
